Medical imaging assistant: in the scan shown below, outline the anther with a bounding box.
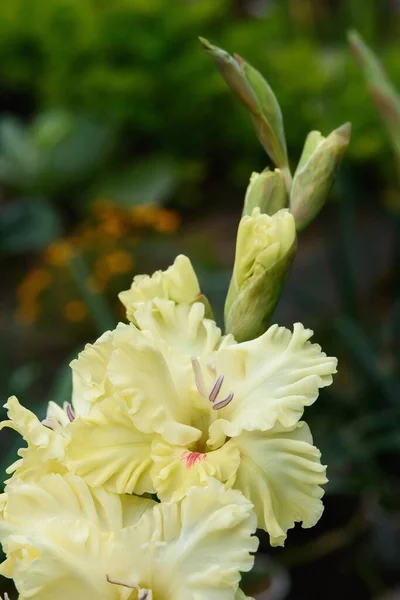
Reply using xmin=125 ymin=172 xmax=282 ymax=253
xmin=191 ymin=355 xmax=234 ymax=410
xmin=65 ymin=403 xmax=75 ymax=422
xmin=209 ymin=374 xmax=224 ymax=403
xmin=213 ymin=392 xmax=234 ymax=410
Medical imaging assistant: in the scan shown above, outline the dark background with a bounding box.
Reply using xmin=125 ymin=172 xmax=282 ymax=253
xmin=0 ymin=0 xmax=400 ymax=598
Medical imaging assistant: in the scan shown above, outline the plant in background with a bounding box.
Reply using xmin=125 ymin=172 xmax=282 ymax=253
xmin=0 ymin=0 xmax=396 ymax=192
xmin=0 ymin=37 xmax=349 ymax=600
xmin=0 ymin=110 xmax=114 ymax=256
xmin=348 ymin=30 xmax=400 ymax=178
xmin=15 ymin=200 xmax=181 ymax=334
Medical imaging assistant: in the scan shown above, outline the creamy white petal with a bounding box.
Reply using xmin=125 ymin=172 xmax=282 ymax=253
xmin=109 ymin=479 xmax=258 ymax=600
xmin=232 ymin=421 xmax=327 ymax=546
xmin=134 ymin=299 xmax=222 ymax=357
xmin=151 ymin=439 xmax=240 ymax=502
xmin=0 ymin=472 xmax=154 ymax=600
xmin=108 ymin=334 xmax=201 ymax=446
xmin=119 ymin=254 xmax=201 ymax=323
xmin=0 ymin=396 xmax=67 ymax=481
xmin=70 ymin=328 xmax=120 ymax=414
xmin=208 ymin=323 xmax=337 ymax=446
xmin=0 ymin=472 xmax=154 ymax=537
xmin=7 ymin=519 xmax=119 ymax=600
xmin=67 ymin=396 xmax=155 ymax=495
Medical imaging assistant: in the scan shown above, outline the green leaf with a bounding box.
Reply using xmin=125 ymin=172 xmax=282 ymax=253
xmin=0 ymin=198 xmax=62 ymax=254
xmin=91 ymin=158 xmax=180 ymax=207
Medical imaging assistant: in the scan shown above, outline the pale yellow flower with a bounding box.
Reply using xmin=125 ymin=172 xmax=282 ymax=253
xmin=0 ymin=396 xmax=68 ymax=482
xmin=0 ymin=392 xmax=85 ymax=483
xmin=118 ymin=254 xmax=201 ymax=323
xmin=0 ymin=474 xmax=257 ymax=600
xmin=67 ymin=285 xmax=336 ymax=545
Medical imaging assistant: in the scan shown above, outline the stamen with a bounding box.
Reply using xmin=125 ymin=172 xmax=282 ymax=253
xmin=191 ymin=356 xmax=208 ymax=398
xmin=41 ymin=416 xmax=56 ymax=430
xmin=192 ymin=356 xmax=235 ymax=410
xmin=209 ymin=374 xmax=224 ymax=403
xmin=65 ymin=403 xmax=75 ymax=422
xmin=106 ymin=575 xmax=139 ymax=590
xmin=106 ymin=574 xmax=149 ymax=598
xmin=213 ymin=392 xmax=234 ymax=411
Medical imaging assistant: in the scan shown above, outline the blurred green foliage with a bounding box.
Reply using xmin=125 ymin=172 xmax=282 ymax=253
xmin=349 ymin=30 xmax=400 ymax=177
xmin=0 ymin=0 xmax=399 ymax=191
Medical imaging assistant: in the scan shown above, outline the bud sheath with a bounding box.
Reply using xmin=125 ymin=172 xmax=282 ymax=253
xmin=290 ymin=123 xmax=351 ymax=231
xmin=225 ymin=208 xmax=296 ymax=342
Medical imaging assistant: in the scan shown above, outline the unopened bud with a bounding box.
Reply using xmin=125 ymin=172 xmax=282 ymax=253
xmin=200 ymin=37 xmax=289 ymax=172
xmin=290 ymin=123 xmax=351 ymax=231
xmin=225 ymin=208 xmax=296 ymax=342
xmin=243 ymin=168 xmax=287 ymax=216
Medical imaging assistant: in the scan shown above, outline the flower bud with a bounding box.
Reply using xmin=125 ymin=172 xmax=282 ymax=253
xmin=243 ymin=168 xmax=287 ymax=216
xmin=225 ymin=208 xmax=296 ymax=342
xmin=200 ymin=37 xmax=289 ymax=173
xmin=290 ymin=123 xmax=351 ymax=231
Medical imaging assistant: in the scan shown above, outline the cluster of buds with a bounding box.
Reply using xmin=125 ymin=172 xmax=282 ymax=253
xmin=201 ymin=38 xmax=351 ymax=342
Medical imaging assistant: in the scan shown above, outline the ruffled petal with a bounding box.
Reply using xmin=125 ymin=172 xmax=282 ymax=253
xmin=1 ymin=472 xmax=154 ymax=536
xmin=67 ymin=396 xmax=155 ymax=495
xmin=0 ymin=396 xmax=67 ymax=481
xmin=119 ymin=254 xmax=200 ymax=323
xmin=208 ymin=323 xmax=337 ymax=446
xmin=134 ymin=299 xmax=222 ymax=357
xmin=70 ymin=328 xmax=119 ymax=414
xmin=109 ymin=479 xmax=258 ymax=600
xmin=8 ymin=519 xmax=120 ymax=600
xmin=0 ymin=472 xmax=154 ymax=600
xmin=108 ymin=332 xmax=201 ymax=446
xmin=231 ymin=421 xmax=327 ymax=546
xmin=151 ymin=439 xmax=241 ymax=501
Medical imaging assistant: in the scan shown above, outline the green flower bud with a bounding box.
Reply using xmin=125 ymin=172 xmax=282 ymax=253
xmin=225 ymin=208 xmax=296 ymax=342
xmin=243 ymin=168 xmax=287 ymax=216
xmin=200 ymin=37 xmax=289 ymax=176
xmin=238 ymin=57 xmax=288 ymax=171
xmin=290 ymin=123 xmax=351 ymax=231
xmin=199 ymin=37 xmax=260 ymax=115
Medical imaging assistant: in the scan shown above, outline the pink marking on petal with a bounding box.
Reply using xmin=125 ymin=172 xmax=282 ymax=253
xmin=181 ymin=451 xmax=206 ymax=469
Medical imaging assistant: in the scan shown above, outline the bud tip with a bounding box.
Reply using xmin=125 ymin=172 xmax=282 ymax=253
xmin=335 ymin=121 xmax=352 ymax=142
xmin=198 ymin=36 xmax=211 ymax=50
